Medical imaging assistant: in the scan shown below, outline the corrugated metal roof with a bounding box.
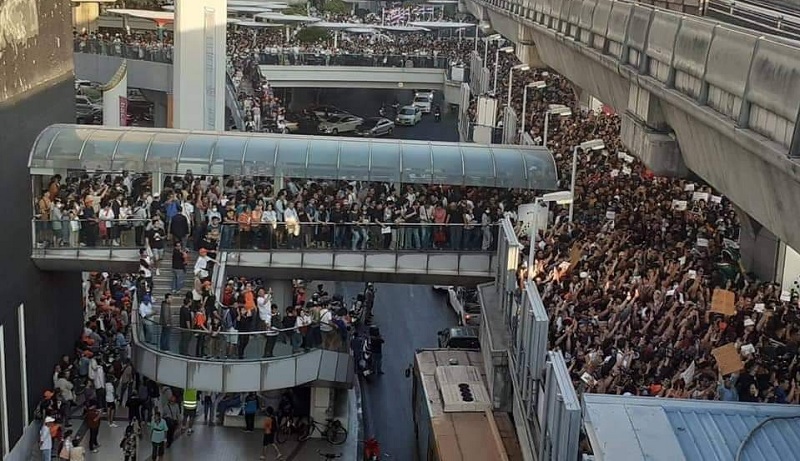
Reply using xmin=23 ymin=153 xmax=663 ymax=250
xmin=583 ymin=394 xmax=800 ymax=461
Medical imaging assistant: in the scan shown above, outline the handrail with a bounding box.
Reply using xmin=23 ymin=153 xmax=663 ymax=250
xmin=143 ymin=314 xmax=340 ymax=336
xmin=32 ymin=218 xmax=499 ymax=253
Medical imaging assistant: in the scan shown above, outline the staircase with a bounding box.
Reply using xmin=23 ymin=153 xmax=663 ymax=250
xmin=151 ymin=250 xmax=195 ymax=325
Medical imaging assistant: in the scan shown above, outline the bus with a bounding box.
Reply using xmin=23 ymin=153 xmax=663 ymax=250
xmin=411 ymin=349 xmax=523 ymax=461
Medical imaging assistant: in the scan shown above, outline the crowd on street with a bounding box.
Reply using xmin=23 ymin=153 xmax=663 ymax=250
xmin=467 ymin=41 xmax=800 ymax=404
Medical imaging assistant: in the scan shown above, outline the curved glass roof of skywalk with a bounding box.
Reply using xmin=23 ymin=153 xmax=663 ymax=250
xmin=28 ymin=125 xmax=558 ymax=189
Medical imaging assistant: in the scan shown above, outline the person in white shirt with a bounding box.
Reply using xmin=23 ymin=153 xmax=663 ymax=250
xmin=139 ymin=294 xmax=155 ymax=343
xmin=193 ymin=248 xmax=219 ymax=280
xmin=296 ymin=308 xmax=312 ymax=352
xmin=93 ymin=363 xmax=106 ymax=411
xmin=40 ymin=416 xmax=54 ymax=460
xmin=320 ymin=307 xmax=336 ymax=350
xmin=256 ymin=288 xmax=273 ymax=330
xmin=105 ymin=381 xmax=117 ymax=427
xmin=98 ymin=204 xmax=117 ymax=246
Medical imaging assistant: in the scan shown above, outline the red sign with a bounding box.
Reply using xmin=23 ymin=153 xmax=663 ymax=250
xmin=601 ymin=104 xmax=616 ymax=116
xmin=119 ymin=96 xmax=128 ymax=126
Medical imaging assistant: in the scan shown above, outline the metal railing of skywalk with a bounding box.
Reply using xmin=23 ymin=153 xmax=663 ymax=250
xmin=257 ymin=52 xmax=451 ymax=69
xmin=75 ymin=39 xmax=174 ymax=63
xmin=32 ymin=219 xmax=497 ymax=277
xmin=130 ymin=299 xmax=353 ymax=391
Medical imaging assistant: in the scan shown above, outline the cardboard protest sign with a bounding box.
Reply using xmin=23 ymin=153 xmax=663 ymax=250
xmin=712 ymin=343 xmax=744 ymax=376
xmin=605 ymin=211 xmax=616 ymax=220
xmin=672 ymin=200 xmax=688 ymax=211
xmin=692 ymin=192 xmax=710 ymax=202
xmin=710 ymin=288 xmax=736 ymax=316
xmin=569 ymin=244 xmax=583 ymax=271
xmin=684 ymin=183 xmax=695 ymax=192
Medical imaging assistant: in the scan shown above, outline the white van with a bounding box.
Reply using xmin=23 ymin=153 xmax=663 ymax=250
xmin=412 ymin=95 xmax=432 ymax=114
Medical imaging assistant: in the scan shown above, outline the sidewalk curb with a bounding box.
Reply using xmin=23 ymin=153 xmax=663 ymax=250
xmin=354 ymin=376 xmax=365 ymax=461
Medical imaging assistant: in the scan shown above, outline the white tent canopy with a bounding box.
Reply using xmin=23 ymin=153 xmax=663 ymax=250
xmin=255 ymin=12 xmax=321 ymax=22
xmin=372 ymin=24 xmax=431 ymax=32
xmin=228 ymin=1 xmax=289 ymax=7
xmin=228 ymin=6 xmax=274 ymax=13
xmin=109 ymin=9 xmax=174 ymax=21
xmin=346 ymin=27 xmax=378 ymax=33
xmin=310 ymin=22 xmax=430 ymax=32
xmin=407 ymin=21 xmax=477 ymax=28
xmin=236 ymin=20 xmax=285 ymax=28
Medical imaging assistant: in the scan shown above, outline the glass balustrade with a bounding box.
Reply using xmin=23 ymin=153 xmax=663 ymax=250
xmin=73 ymin=38 xmax=451 ymax=69
xmin=135 ymin=315 xmax=348 ymax=362
xmin=32 ymin=219 xmax=498 ymax=253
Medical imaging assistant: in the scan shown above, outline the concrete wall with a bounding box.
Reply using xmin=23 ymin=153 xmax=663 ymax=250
xmin=470 ymin=0 xmax=800 ymax=267
xmin=74 ymin=52 xmax=173 ymax=92
xmin=0 ymin=0 xmax=83 ymax=455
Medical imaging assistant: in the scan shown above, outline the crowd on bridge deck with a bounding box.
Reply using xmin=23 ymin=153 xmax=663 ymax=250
xmin=478 ymin=43 xmax=800 ymax=404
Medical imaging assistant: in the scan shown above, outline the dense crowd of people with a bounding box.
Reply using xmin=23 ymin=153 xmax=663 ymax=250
xmin=466 ymin=41 xmax=800 ymax=405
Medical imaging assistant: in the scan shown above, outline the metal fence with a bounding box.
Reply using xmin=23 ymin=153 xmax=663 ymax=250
xmin=537 ymin=351 xmax=581 ymax=461
xmin=75 ymin=39 xmax=173 ymax=63
xmin=502 ymin=105 xmax=519 ymax=144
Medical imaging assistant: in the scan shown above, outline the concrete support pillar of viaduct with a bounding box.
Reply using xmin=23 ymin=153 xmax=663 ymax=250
xmin=734 ymin=205 xmax=780 ymax=282
xmin=101 ymin=61 xmax=128 ymax=127
xmin=174 ymin=0 xmax=227 ymax=131
xmin=517 ymin=25 xmax=544 ymax=70
xmin=621 ymin=83 xmax=688 ymax=177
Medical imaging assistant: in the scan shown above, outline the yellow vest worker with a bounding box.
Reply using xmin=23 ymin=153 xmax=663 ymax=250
xmin=182 ymin=388 xmax=199 ymax=434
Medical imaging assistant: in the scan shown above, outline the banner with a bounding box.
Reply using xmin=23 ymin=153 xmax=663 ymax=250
xmin=119 ymin=96 xmax=128 ymax=126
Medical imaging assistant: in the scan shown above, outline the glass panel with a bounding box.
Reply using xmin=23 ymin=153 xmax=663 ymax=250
xmin=275 ymin=138 xmax=309 ymax=178
xmin=48 ymin=127 xmax=94 ymax=159
xmin=114 ymin=131 xmax=153 ymax=162
xmin=491 ymin=147 xmax=526 ymax=188
xmin=368 ymin=140 xmax=401 ymax=183
xmin=431 ymin=144 xmax=463 ymax=184
xmin=400 ymin=142 xmax=432 ymax=184
xmin=522 ymin=150 xmax=558 ymax=190
xmin=146 ymin=132 xmax=184 ymax=175
xmin=148 ymin=132 xmax=185 ymax=159
xmin=306 ymin=139 xmax=339 ymax=179
xmin=179 ymin=134 xmax=217 ymax=166
xmin=81 ymin=130 xmax=122 ymax=170
xmin=31 ymin=126 xmax=61 ymax=161
xmin=243 ymin=137 xmax=278 ymax=177
xmin=461 ymin=145 xmax=496 ymax=187
xmin=212 ymin=136 xmax=249 ymax=162
xmin=211 ymin=135 xmax=248 ymax=176
xmin=337 ymin=140 xmax=370 ymax=179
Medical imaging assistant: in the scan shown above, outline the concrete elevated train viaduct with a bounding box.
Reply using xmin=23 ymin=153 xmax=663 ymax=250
xmin=465 ymin=0 xmax=800 ymax=281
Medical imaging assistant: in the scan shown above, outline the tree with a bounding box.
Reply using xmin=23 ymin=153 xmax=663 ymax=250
xmin=294 ymin=27 xmax=329 ymax=44
xmin=284 ymin=4 xmax=308 ymax=16
xmin=321 ymin=0 xmax=349 ymax=15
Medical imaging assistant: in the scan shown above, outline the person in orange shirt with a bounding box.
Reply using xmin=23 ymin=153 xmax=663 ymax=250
xmin=250 ymin=204 xmax=263 ymax=250
xmin=194 ymin=307 xmax=209 ymax=357
xmin=243 ymin=283 xmax=256 ymax=312
xmin=238 ymin=206 xmax=252 ymax=248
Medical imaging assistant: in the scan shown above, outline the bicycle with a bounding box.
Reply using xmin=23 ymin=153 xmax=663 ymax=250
xmin=318 ymin=451 xmax=342 ymax=460
xmin=298 ymin=417 xmax=348 ymax=445
xmin=275 ymin=416 xmax=300 ymax=444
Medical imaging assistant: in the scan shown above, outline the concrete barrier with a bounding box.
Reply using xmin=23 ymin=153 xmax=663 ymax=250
xmin=626 ymin=5 xmax=654 ymax=71
xmin=704 ymin=26 xmax=758 ymax=119
xmin=606 ymin=2 xmax=633 ymax=59
xmin=672 ymin=17 xmax=715 ymax=99
xmin=591 ymin=0 xmax=613 ymax=51
xmin=645 ymin=10 xmax=682 ymax=84
xmin=567 ymin=0 xmax=582 ymax=38
xmin=745 ymin=38 xmax=800 ymax=146
xmin=550 ymin=0 xmax=563 ymax=29
xmin=578 ymin=0 xmax=597 ymax=44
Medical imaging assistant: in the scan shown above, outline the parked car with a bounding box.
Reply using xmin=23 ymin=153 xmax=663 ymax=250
xmin=437 ymin=326 xmax=480 ymax=349
xmin=412 ymin=95 xmax=432 ymax=114
xmin=395 ymin=106 xmax=422 ymax=126
xmin=447 ymin=287 xmax=482 ymax=326
xmin=311 ymin=105 xmax=349 ymax=120
xmin=433 ymin=285 xmax=453 ymax=291
xmin=415 ymin=89 xmax=435 ymax=101
xmin=355 ymin=117 xmax=394 ymax=137
xmin=76 ymin=95 xmax=102 ymax=124
xmin=318 ymin=114 xmax=364 ymax=135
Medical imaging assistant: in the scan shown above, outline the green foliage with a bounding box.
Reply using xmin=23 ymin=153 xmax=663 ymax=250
xmin=294 ymin=27 xmax=329 ymax=44
xmin=284 ymin=4 xmax=308 ymax=16
xmin=321 ymin=0 xmax=349 ymax=15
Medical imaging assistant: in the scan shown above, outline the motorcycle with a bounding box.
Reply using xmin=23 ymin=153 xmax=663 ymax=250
xmin=434 ymin=109 xmax=441 ymax=122
xmin=357 ymin=336 xmax=374 ymax=381
xmin=379 ymin=107 xmax=386 ymax=118
xmin=364 ymin=437 xmax=382 ymax=461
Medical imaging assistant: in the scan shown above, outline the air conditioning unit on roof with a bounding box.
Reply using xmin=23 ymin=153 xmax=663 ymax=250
xmin=435 ymin=365 xmax=492 ymax=413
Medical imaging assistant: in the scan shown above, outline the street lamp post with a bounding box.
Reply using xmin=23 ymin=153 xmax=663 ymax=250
xmin=507 ymin=63 xmax=530 ymax=109
xmin=492 ymin=46 xmax=514 ymax=94
xmin=483 ymin=33 xmax=501 ymax=65
xmin=568 ymin=139 xmax=605 ymax=223
xmin=528 ymin=191 xmax=573 ymax=281
xmin=521 ymin=81 xmax=547 ymax=139
xmin=543 ymin=105 xmax=572 ymax=147
xmin=475 ymin=24 xmax=492 ymax=51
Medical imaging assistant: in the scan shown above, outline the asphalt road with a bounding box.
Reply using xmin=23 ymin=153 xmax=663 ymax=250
xmin=286 ymin=88 xmax=460 ymax=142
xmin=321 ymin=281 xmax=458 ymax=461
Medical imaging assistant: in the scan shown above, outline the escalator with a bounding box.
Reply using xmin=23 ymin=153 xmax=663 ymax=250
xmin=225 ymin=72 xmax=245 ymax=131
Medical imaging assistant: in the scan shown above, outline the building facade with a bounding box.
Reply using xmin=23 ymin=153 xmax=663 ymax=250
xmin=0 ymin=0 xmax=81 ymax=456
